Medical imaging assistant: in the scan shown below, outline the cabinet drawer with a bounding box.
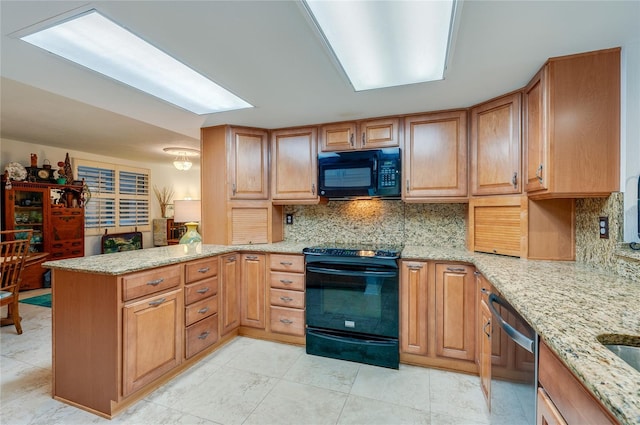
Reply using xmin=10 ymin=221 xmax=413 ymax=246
xmin=269 ymin=254 xmax=304 ymax=273
xmin=185 ymin=314 xmax=219 ymax=359
xmin=122 ymin=265 xmax=182 ymax=301
xmin=270 ymin=288 xmax=304 ymax=309
xmin=269 ymin=271 xmax=305 ymax=291
xmin=270 ymin=306 xmax=305 ymax=336
xmin=185 ymin=276 xmax=218 ymax=305
xmin=185 ymin=295 xmax=218 ymax=326
xmin=49 ymin=240 xmax=84 ymax=258
xmin=185 ymin=258 xmax=218 ymax=283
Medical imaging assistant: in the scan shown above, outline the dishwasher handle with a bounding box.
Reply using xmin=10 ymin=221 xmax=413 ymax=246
xmin=488 ymin=293 xmax=535 ymax=354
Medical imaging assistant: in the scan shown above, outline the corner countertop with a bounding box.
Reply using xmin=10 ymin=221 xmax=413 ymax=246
xmin=43 ymin=242 xmax=640 ymax=424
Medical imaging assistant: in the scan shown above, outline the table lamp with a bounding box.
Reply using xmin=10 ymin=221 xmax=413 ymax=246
xmin=173 ymin=200 xmax=202 ymax=244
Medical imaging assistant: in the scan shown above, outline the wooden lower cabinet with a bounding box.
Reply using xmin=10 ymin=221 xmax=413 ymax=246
xmin=537 ymin=388 xmax=567 ymax=425
xmin=400 ymin=260 xmax=477 ymax=373
xmin=184 ymin=257 xmax=220 ymax=359
xmin=434 ymin=264 xmax=475 ymax=361
xmin=538 ymin=341 xmax=617 ymax=425
xmin=123 ymin=288 xmax=183 ymax=396
xmin=479 ymin=299 xmax=492 ymax=406
xmin=240 ymin=253 xmax=266 ymax=329
xmin=266 ymin=254 xmax=306 ymax=342
xmin=400 ymin=260 xmax=429 ymax=355
xmin=220 ymin=253 xmax=240 ymax=336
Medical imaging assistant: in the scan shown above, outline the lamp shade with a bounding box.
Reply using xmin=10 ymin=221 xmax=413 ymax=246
xmin=173 ymin=200 xmax=201 ymax=223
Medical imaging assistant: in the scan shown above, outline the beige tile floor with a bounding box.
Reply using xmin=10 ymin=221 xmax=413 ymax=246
xmin=1 ymin=290 xmax=526 ymax=425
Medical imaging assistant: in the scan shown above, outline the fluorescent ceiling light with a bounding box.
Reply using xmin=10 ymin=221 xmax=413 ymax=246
xmin=20 ymin=10 xmax=252 ymax=115
xmin=303 ymin=0 xmax=457 ymax=91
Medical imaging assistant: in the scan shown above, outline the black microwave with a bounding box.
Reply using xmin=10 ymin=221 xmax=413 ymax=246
xmin=317 ymin=148 xmax=401 ymax=198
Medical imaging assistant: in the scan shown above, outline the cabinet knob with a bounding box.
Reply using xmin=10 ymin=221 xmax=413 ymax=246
xmin=512 ymin=171 xmax=518 ymax=189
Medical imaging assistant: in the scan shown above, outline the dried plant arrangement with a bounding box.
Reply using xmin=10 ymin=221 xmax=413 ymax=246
xmin=153 ymin=185 xmax=174 ymax=218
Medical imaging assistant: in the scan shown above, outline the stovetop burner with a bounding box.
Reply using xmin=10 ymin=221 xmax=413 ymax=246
xmin=303 ymin=243 xmax=402 ymax=259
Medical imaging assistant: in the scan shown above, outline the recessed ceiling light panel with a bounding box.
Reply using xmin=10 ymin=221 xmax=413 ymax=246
xmin=303 ymin=0 xmax=458 ymax=91
xmin=19 ymin=10 xmax=253 ymax=115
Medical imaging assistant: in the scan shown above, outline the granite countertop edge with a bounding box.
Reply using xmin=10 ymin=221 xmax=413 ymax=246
xmin=42 ymin=242 xmax=640 ymax=424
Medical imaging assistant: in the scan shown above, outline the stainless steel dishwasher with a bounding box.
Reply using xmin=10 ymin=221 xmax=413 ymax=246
xmin=488 ymin=292 xmax=538 ymax=425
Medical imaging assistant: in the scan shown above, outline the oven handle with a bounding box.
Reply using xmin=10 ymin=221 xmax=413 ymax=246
xmin=306 ymin=266 xmax=398 ymax=278
xmin=488 ymin=293 xmax=534 ymax=354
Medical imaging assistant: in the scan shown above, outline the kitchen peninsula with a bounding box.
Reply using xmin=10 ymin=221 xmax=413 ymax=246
xmin=44 ymin=242 xmax=639 ymax=424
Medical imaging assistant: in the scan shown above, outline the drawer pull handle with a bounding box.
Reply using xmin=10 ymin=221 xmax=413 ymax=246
xmin=280 ymin=318 xmax=293 ymax=325
xmin=198 ymin=267 xmax=210 ymax=273
xmin=227 ymin=256 xmax=236 ymax=262
xmin=198 ymin=331 xmax=210 ymax=340
xmin=280 ymin=261 xmax=293 ymax=266
xmin=407 ymin=265 xmax=423 ymax=270
xmin=536 ymin=164 xmax=543 ymax=184
xmin=484 ymin=320 xmax=491 ymax=338
xmin=198 ymin=307 xmax=210 ymax=314
xmin=196 ymin=287 xmax=210 ymax=294
xmin=280 ymin=296 xmax=294 ymax=302
xmin=246 ymin=255 xmax=258 ymax=260
xmin=446 ymin=267 xmax=466 ymax=272
xmin=280 ymin=279 xmax=293 ymax=284
xmin=147 ymin=278 xmax=164 ymax=286
xmin=148 ymin=297 xmax=166 ymax=307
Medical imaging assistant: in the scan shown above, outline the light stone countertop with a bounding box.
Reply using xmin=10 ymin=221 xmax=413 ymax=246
xmin=43 ymin=242 xmax=640 ymax=424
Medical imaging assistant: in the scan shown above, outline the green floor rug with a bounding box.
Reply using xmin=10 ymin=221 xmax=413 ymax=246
xmin=19 ymin=293 xmax=52 ymax=308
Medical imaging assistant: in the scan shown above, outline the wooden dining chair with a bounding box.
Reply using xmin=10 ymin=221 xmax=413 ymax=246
xmin=0 ymin=230 xmax=33 ymax=335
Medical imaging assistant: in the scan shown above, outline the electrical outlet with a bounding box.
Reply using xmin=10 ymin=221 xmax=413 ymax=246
xmin=286 ymin=214 xmax=293 ymax=225
xmin=599 ymin=216 xmax=609 ymax=239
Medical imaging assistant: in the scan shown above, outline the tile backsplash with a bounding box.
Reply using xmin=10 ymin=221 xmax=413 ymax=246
xmin=283 ymin=193 xmax=638 ymax=281
xmin=283 ymin=200 xmax=467 ymax=248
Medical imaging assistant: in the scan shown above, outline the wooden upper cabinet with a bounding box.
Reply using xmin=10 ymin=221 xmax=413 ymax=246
xmin=470 ymin=92 xmax=522 ymax=196
xmin=319 ymin=122 xmax=357 ymax=151
xmin=403 ymin=110 xmax=468 ymax=201
xmin=319 ymin=118 xmax=400 ymax=152
xmin=360 ymin=117 xmax=400 ymax=149
xmin=271 ymin=127 xmax=319 ymax=203
xmin=228 ymin=127 xmax=269 ymax=200
xmin=524 ymin=48 xmax=620 ymax=198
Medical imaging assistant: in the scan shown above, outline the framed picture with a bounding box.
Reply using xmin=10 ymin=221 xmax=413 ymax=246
xmin=101 ymin=232 xmax=143 ymax=254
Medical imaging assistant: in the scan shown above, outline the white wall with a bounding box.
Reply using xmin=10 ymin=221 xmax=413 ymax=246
xmin=1 ymin=138 xmax=201 ymax=255
xmin=622 ymin=41 xmax=640 ymax=243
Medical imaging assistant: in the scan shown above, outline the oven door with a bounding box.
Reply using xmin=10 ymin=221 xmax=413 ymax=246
xmin=305 ymin=263 xmax=399 ymax=338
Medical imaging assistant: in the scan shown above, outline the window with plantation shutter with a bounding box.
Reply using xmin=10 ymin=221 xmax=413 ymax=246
xmin=76 ymin=160 xmax=150 ymax=235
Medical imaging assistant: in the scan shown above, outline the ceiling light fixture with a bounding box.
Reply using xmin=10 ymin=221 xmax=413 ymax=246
xmin=18 ymin=10 xmax=253 ymax=115
xmin=302 ymin=0 xmax=459 ymax=91
xmin=163 ymin=147 xmax=199 ymax=171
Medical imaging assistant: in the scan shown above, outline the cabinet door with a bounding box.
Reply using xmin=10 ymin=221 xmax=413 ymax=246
xmin=361 ymin=118 xmax=400 ymax=149
xmin=403 ymin=111 xmax=468 ymax=199
xmin=240 ymin=253 xmax=266 ymax=329
xmin=271 ymin=127 xmax=319 ymax=202
xmin=400 ymin=261 xmax=428 ymax=355
xmin=524 ymin=67 xmax=548 ymax=193
xmin=537 ymin=388 xmax=567 ymax=425
xmin=470 ymin=92 xmax=522 ymax=195
xmin=228 ymin=127 xmax=269 ymax=199
xmin=319 ymin=122 xmax=357 ymax=151
xmin=49 ymin=208 xmax=84 ymax=258
xmin=434 ymin=264 xmax=475 ymax=361
xmin=479 ymin=300 xmax=492 ymax=409
xmin=220 ymin=254 xmax=240 ymax=336
xmin=122 ymin=288 xmax=182 ymax=396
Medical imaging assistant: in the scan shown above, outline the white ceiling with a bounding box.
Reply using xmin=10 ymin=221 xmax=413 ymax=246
xmin=1 ymin=1 xmax=639 ymax=164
